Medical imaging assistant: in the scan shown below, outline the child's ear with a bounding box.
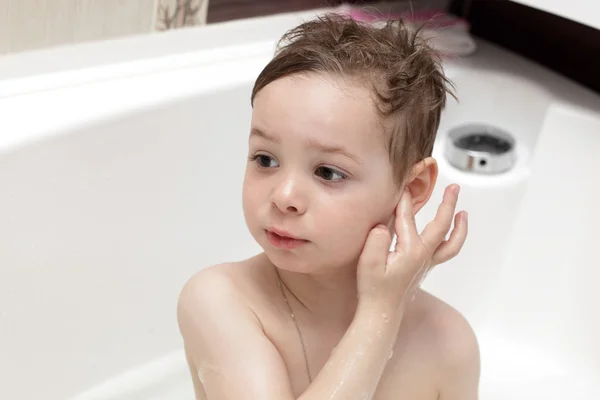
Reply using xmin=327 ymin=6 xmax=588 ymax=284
xmin=386 ymin=157 xmax=438 ymax=233
xmin=403 ymin=157 xmax=438 ymax=215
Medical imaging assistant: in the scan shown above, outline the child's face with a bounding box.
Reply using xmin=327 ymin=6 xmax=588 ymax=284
xmin=243 ymin=73 xmax=401 ymax=274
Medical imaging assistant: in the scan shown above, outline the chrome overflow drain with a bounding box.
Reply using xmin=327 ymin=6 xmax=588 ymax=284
xmin=444 ymin=123 xmax=517 ymax=174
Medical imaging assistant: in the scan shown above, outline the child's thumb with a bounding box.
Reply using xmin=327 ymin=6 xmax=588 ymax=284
xmin=358 ymin=225 xmax=392 ymax=273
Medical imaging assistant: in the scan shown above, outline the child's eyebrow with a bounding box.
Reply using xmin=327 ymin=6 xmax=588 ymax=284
xmin=250 ymin=127 xmax=363 ymax=165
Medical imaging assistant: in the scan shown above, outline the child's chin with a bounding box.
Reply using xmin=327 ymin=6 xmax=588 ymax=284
xmin=264 ymin=248 xmax=351 ymax=274
xmin=263 ymin=248 xmax=318 ymax=272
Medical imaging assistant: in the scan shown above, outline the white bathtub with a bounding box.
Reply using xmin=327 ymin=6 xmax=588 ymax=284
xmin=1 ymin=9 xmax=599 ymax=400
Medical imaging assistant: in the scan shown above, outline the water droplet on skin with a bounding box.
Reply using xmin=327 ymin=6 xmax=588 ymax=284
xmin=382 ymin=314 xmax=389 ymax=323
xmin=197 ymin=365 xmax=207 ymax=380
xmin=388 ymin=350 xmax=394 ymax=360
xmin=376 ymin=329 xmax=382 ymax=339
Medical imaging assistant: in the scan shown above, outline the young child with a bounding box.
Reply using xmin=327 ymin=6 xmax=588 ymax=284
xmin=177 ymin=13 xmax=480 ymax=400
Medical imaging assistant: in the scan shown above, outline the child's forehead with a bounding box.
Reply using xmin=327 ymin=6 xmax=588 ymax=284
xmin=252 ymin=74 xmax=388 ymax=144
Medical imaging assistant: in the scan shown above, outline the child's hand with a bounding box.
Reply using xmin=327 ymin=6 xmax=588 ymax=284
xmin=357 ymin=184 xmax=467 ymax=313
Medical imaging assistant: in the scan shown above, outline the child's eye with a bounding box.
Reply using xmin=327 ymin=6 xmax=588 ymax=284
xmin=249 ymin=154 xmax=279 ymax=168
xmin=315 ymin=166 xmax=347 ymax=182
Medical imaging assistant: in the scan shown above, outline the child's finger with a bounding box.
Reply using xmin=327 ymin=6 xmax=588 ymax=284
xmin=394 ymin=188 xmax=420 ymax=254
xmin=357 ymin=224 xmax=392 ymax=274
xmin=431 ymin=211 xmax=468 ymax=265
xmin=420 ymin=184 xmax=460 ymax=252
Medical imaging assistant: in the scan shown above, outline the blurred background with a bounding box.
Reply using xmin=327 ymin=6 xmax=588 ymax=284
xmin=0 ymin=0 xmax=598 ymax=94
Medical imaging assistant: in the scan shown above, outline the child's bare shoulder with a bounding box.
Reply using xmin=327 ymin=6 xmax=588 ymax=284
xmin=179 ymin=256 xmax=262 ymax=306
xmin=177 ymin=256 xmax=296 ymax=400
xmin=407 ymin=290 xmax=480 ymax=395
xmin=177 ymin=254 xmax=273 ymax=328
xmin=416 ymin=290 xmax=479 ymax=363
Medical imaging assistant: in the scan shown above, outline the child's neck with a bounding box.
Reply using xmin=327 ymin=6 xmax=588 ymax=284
xmin=273 ymin=260 xmax=359 ymax=329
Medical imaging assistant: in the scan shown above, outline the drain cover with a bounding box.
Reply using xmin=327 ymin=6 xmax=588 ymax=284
xmin=444 ymin=124 xmax=517 ymax=174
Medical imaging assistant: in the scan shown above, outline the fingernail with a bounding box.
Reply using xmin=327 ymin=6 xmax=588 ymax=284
xmin=462 ymin=212 xmax=468 ymax=222
xmin=454 ymin=184 xmax=461 ymax=195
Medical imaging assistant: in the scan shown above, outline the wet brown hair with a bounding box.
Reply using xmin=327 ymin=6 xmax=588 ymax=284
xmin=251 ymin=12 xmax=455 ymax=185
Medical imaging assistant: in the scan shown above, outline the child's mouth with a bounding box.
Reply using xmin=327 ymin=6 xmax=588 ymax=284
xmin=266 ymin=230 xmax=308 ymax=250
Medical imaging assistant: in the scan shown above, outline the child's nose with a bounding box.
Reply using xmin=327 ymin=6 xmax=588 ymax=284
xmin=270 ymin=173 xmax=307 ymax=215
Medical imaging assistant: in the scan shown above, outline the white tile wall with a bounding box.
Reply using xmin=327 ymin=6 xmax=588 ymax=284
xmin=0 ymin=0 xmax=209 ymax=55
xmin=0 ymin=1 xmax=9 ymax=54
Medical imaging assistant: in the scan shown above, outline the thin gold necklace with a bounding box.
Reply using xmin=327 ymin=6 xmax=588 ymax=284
xmin=275 ymin=267 xmax=313 ymax=384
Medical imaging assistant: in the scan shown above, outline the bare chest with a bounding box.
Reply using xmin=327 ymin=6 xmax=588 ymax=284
xmin=266 ymin=318 xmax=440 ymax=400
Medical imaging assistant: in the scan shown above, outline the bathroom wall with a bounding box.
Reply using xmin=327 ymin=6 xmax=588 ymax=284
xmin=206 ymin=0 xmax=450 ymax=23
xmin=0 ymin=0 xmax=157 ymax=55
xmin=0 ymin=0 xmax=218 ymax=55
xmin=0 ymin=0 xmax=449 ymax=56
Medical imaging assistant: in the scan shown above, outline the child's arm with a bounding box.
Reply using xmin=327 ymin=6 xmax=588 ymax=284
xmin=437 ymin=311 xmax=481 ymax=400
xmin=177 ymin=268 xmax=404 ymax=400
xmin=177 ymin=269 xmax=296 ymax=399
xmin=178 ymin=185 xmax=466 ymax=400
